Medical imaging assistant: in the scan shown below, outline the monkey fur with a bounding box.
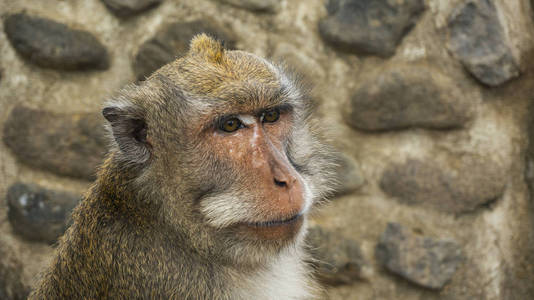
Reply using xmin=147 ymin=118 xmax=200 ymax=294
xmin=30 ymin=34 xmax=336 ymax=299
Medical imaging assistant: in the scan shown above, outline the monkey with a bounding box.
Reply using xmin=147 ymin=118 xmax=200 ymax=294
xmin=29 ymin=34 xmax=336 ymax=299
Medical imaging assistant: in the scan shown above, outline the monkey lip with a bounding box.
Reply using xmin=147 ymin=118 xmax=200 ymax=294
xmin=245 ymin=213 xmax=303 ymax=228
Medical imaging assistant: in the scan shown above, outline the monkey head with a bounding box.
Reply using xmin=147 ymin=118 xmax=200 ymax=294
xmin=102 ymin=34 xmax=335 ymax=267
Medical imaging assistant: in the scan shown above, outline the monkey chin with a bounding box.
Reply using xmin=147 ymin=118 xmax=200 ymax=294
xmin=236 ymin=213 xmax=304 ymax=241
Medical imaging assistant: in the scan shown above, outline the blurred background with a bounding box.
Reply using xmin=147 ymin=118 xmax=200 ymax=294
xmin=1 ymin=0 xmax=534 ymax=299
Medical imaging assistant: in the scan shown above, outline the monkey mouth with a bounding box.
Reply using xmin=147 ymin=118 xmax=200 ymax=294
xmin=236 ymin=213 xmax=304 ymax=241
xmin=246 ymin=213 xmax=302 ymax=228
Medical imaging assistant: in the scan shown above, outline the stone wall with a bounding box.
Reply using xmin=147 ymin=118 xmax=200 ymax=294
xmin=1 ymin=0 xmax=534 ymax=299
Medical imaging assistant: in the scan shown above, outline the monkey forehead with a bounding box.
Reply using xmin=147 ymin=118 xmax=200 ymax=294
xmin=225 ymin=51 xmax=280 ymax=79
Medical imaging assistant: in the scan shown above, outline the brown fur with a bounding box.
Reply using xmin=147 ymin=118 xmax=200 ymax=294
xmin=30 ymin=34 xmax=336 ymax=299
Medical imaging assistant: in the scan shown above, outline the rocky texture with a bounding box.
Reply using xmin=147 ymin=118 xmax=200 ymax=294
xmin=345 ymin=65 xmax=472 ymax=131
xmin=0 ymin=242 xmax=29 ymax=300
xmin=307 ymin=226 xmax=367 ymax=285
xmin=101 ymin=0 xmax=162 ymax=17
xmin=331 ymin=153 xmax=364 ymax=197
xmin=0 ymin=1 xmax=533 ymax=299
xmin=521 ymin=100 xmax=534 ymax=298
xmin=272 ymin=43 xmax=325 ymax=81
xmin=376 ymin=223 xmax=463 ymax=290
xmin=4 ymin=13 xmax=109 ymax=71
xmin=3 ymin=106 xmax=107 ymax=180
xmin=217 ymin=0 xmax=278 ymax=13
xmin=6 ymin=183 xmax=80 ymax=244
xmin=133 ymin=20 xmax=237 ymax=80
xmin=448 ymin=0 xmax=519 ymax=86
xmin=380 ymin=158 xmax=506 ymax=214
xmin=319 ymin=0 xmax=425 ymax=57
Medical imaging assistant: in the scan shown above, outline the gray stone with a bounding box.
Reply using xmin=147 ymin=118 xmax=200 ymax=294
xmin=6 ymin=182 xmax=80 ymax=244
xmin=332 ymin=153 xmax=364 ymax=197
xmin=380 ymin=158 xmax=506 ymax=214
xmin=101 ymin=0 xmax=162 ymax=17
xmin=318 ymin=0 xmax=425 ymax=57
xmin=376 ymin=223 xmax=463 ymax=290
xmin=133 ymin=20 xmax=237 ymax=80
xmin=0 ymin=240 xmax=29 ymax=300
xmin=3 ymin=106 xmax=107 ymax=180
xmin=345 ymin=65 xmax=472 ymax=131
xmin=4 ymin=13 xmax=109 ymax=71
xmin=217 ymin=0 xmax=279 ymax=13
xmin=306 ymin=226 xmax=367 ymax=285
xmin=448 ymin=0 xmax=519 ymax=86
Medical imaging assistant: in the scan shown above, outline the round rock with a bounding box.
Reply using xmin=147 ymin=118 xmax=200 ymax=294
xmin=216 ymin=0 xmax=279 ymax=13
xmin=379 ymin=158 xmax=506 ymax=214
xmin=4 ymin=13 xmax=109 ymax=71
xmin=331 ymin=153 xmax=365 ymax=197
xmin=376 ymin=222 xmax=463 ymax=290
xmin=306 ymin=225 xmax=367 ymax=285
xmin=448 ymin=0 xmax=519 ymax=86
xmin=6 ymin=182 xmax=80 ymax=244
xmin=345 ymin=65 xmax=473 ymax=131
xmin=133 ymin=20 xmax=237 ymax=81
xmin=101 ymin=0 xmax=163 ymax=17
xmin=3 ymin=106 xmax=107 ymax=180
xmin=319 ymin=0 xmax=425 ymax=57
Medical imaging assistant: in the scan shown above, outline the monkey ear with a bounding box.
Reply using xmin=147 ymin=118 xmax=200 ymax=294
xmin=102 ymin=105 xmax=151 ymax=164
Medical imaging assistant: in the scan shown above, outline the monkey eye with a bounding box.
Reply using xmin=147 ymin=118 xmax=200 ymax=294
xmin=262 ymin=108 xmax=280 ymax=123
xmin=219 ymin=117 xmax=243 ymax=132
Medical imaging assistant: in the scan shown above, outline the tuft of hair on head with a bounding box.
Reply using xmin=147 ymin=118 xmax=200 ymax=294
xmin=189 ymin=33 xmax=226 ymax=64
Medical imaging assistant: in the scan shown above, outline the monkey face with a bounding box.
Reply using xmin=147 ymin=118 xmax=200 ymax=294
xmin=196 ymin=106 xmax=312 ymax=242
xmin=103 ymin=34 xmax=336 ymax=265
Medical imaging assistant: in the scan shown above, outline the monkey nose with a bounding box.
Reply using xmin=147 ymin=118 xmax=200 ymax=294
xmin=274 ymin=177 xmax=287 ymax=187
xmin=272 ymin=165 xmax=296 ymax=189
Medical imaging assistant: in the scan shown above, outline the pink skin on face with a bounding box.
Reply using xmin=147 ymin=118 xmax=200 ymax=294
xmin=208 ymin=111 xmax=306 ymax=240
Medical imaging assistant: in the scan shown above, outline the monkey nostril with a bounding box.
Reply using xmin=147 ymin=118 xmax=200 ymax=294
xmin=274 ymin=178 xmax=287 ymax=187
